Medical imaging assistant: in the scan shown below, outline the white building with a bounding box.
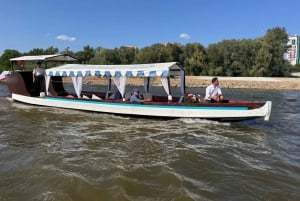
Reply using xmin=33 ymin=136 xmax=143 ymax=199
xmin=286 ymin=35 xmax=300 ymax=65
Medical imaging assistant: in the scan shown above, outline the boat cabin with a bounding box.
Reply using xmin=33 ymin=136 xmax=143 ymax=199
xmin=7 ymin=54 xmax=77 ymax=96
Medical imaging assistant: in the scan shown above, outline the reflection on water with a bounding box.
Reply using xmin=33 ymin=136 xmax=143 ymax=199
xmin=0 ymin=84 xmax=300 ymax=200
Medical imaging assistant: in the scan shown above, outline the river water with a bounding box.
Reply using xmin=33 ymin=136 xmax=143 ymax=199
xmin=0 ymin=82 xmax=299 ymax=201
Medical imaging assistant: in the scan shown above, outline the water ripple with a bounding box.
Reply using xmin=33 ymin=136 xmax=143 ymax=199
xmin=1 ymin=86 xmax=300 ymax=200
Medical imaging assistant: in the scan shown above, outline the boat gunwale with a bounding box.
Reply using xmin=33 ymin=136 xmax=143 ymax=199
xmin=43 ymin=93 xmax=266 ymax=110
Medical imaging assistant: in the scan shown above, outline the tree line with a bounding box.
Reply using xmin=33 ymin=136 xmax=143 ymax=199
xmin=1 ymin=27 xmax=299 ymax=76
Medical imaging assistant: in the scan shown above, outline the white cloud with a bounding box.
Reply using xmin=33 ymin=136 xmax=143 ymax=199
xmin=179 ymin=33 xmax=191 ymax=40
xmin=56 ymin=34 xmax=76 ymax=42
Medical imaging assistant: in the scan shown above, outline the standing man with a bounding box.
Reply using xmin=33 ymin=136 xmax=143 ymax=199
xmin=33 ymin=61 xmax=45 ymax=92
xmin=205 ymin=77 xmax=224 ymax=103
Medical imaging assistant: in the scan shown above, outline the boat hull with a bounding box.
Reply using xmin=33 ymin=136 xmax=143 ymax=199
xmin=11 ymin=93 xmax=272 ymax=121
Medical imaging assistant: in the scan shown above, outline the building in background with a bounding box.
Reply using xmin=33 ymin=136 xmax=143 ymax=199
xmin=286 ymin=35 xmax=300 ymax=65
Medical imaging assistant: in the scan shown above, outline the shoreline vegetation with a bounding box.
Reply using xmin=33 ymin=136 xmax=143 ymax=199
xmin=80 ymin=76 xmax=300 ymax=90
xmin=2 ymin=27 xmax=300 ymax=78
xmin=1 ymin=27 xmax=299 ymax=90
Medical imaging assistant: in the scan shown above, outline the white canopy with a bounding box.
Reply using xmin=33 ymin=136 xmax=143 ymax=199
xmin=45 ymin=62 xmax=185 ymax=99
xmin=10 ymin=54 xmax=77 ymax=62
xmin=45 ymin=62 xmax=183 ymax=77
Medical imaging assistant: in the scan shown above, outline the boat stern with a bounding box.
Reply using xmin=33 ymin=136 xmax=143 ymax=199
xmin=264 ymin=101 xmax=272 ymax=121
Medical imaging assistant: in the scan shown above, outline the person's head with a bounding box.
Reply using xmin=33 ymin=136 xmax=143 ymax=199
xmin=211 ymin=77 xmax=219 ymax=86
xmin=133 ymin=88 xmax=139 ymax=95
xmin=36 ymin=61 xmax=42 ymax=67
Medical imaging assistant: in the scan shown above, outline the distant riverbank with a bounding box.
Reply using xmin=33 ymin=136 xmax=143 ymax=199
xmin=82 ymin=76 xmax=300 ymax=90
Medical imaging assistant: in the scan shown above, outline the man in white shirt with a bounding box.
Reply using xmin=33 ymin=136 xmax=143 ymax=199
xmin=205 ymin=77 xmax=224 ymax=103
xmin=33 ymin=61 xmax=45 ymax=92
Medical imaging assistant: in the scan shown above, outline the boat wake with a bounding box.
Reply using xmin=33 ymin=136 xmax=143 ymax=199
xmin=179 ymin=118 xmax=231 ymax=126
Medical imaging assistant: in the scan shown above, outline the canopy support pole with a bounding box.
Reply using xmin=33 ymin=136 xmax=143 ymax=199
xmin=180 ymin=69 xmax=186 ymax=96
xmin=106 ymin=76 xmax=112 ymax=99
xmin=108 ymin=76 xmax=112 ymax=91
xmin=144 ymin=77 xmax=150 ymax=93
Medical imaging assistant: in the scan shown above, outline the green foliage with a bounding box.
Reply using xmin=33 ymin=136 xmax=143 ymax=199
xmin=75 ymin=45 xmax=95 ymax=64
xmin=0 ymin=49 xmax=21 ymax=71
xmin=261 ymin=27 xmax=289 ymax=76
xmin=135 ymin=43 xmax=168 ymax=63
xmin=24 ymin=46 xmax=59 ymax=56
xmin=115 ymin=46 xmax=136 ymax=64
xmin=290 ymin=63 xmax=300 ymax=73
xmin=204 ymin=27 xmax=291 ymax=77
xmin=183 ymin=43 xmax=206 ymax=75
xmin=89 ymin=48 xmax=118 ymax=64
xmin=0 ymin=26 xmax=294 ymax=77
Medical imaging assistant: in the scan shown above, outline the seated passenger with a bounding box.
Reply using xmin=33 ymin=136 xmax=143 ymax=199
xmin=205 ymin=77 xmax=224 ymax=103
xmin=130 ymin=88 xmax=143 ymax=103
xmin=130 ymin=88 xmax=151 ymax=103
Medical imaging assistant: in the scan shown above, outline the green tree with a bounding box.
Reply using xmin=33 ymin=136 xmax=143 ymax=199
xmin=206 ymin=40 xmax=240 ymax=76
xmin=115 ymin=46 xmax=136 ymax=64
xmin=261 ymin=27 xmax=290 ymax=76
xmin=182 ymin=43 xmax=206 ymax=75
xmin=205 ymin=27 xmax=291 ymax=77
xmin=0 ymin=26 xmax=293 ymax=77
xmin=25 ymin=48 xmax=44 ymax=56
xmin=76 ymin=45 xmax=95 ymax=63
xmin=230 ymin=39 xmax=258 ymax=76
xmin=24 ymin=46 xmax=59 ymax=56
xmin=252 ymin=44 xmax=272 ymax=76
xmin=290 ymin=63 xmax=300 ymax=73
xmin=135 ymin=43 xmax=165 ymax=63
xmin=0 ymin=49 xmax=21 ymax=71
xmin=44 ymin=46 xmax=59 ymax=55
xmin=206 ymin=43 xmax=223 ymax=69
xmin=135 ymin=43 xmax=184 ymax=64
xmin=163 ymin=43 xmax=183 ymax=63
xmin=89 ymin=48 xmax=118 ymax=64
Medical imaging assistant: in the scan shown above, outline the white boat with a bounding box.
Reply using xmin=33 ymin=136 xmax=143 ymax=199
xmin=6 ymin=54 xmax=272 ymax=121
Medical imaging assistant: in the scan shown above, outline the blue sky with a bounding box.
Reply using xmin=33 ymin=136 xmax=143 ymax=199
xmin=0 ymin=0 xmax=299 ymax=54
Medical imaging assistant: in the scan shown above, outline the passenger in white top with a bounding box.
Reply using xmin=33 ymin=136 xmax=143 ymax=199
xmin=33 ymin=61 xmax=45 ymax=92
xmin=205 ymin=77 xmax=224 ymax=103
